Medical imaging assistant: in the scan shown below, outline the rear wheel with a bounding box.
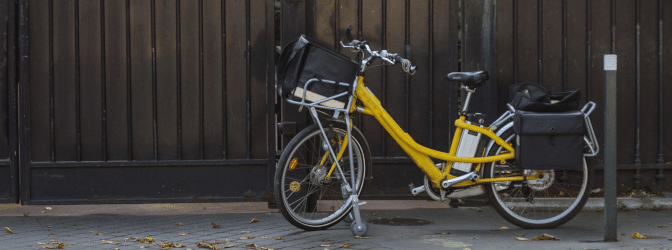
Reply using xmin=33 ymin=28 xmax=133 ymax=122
xmin=483 ymin=128 xmax=593 ymax=229
xmin=274 ymin=122 xmax=370 ymax=231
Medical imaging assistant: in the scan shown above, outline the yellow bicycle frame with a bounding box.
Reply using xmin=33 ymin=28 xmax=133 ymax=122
xmin=349 ymin=76 xmax=531 ymax=188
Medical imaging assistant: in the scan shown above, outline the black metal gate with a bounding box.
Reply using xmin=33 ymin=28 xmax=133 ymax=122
xmin=14 ymin=0 xmax=276 ymax=205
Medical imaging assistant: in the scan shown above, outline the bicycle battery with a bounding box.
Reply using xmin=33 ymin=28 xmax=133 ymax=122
xmin=513 ymin=111 xmax=584 ymax=170
xmin=450 ymin=113 xmax=487 ymax=176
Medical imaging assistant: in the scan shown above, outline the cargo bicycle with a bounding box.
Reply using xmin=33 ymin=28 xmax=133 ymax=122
xmin=274 ymin=26 xmax=599 ymax=236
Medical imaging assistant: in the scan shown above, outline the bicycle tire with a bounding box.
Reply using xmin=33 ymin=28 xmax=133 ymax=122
xmin=274 ymin=122 xmax=371 ymax=231
xmin=483 ymin=127 xmax=594 ymax=229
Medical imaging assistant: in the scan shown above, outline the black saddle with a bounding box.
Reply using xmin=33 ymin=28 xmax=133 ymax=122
xmin=446 ymin=71 xmax=489 ymax=89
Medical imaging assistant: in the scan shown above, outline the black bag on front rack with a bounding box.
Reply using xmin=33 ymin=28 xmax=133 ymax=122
xmin=509 ymin=83 xmax=581 ymax=112
xmin=513 ymin=110 xmax=585 ymax=170
xmin=276 ymin=35 xmax=359 ymax=107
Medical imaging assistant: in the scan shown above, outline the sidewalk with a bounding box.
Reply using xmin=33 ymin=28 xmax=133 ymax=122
xmin=1 ymin=199 xmax=671 ymax=249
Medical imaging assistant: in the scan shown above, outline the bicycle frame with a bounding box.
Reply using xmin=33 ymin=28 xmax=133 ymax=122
xmin=350 ymin=76 xmax=532 ymax=189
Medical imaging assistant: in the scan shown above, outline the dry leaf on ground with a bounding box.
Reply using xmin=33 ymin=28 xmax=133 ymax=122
xmin=515 ymin=237 xmax=529 ymax=241
xmin=223 ymin=245 xmax=236 ymax=248
xmin=159 ymin=242 xmax=186 ymax=249
xmin=499 ymin=226 xmax=509 ymax=230
xmin=354 ymin=236 xmax=369 ymax=239
xmin=179 ymin=233 xmax=189 ymax=236
xmin=89 ymin=231 xmax=103 ymax=235
xmin=250 ymin=218 xmax=259 ymax=223
xmin=41 ymin=241 xmax=66 ymax=249
xmin=339 ymin=242 xmax=350 ymax=248
xmin=241 ymin=231 xmax=250 ymax=234
xmin=533 ymin=233 xmax=559 ymax=241
xmin=102 ymin=240 xmax=120 ymax=245
xmin=258 ymin=236 xmax=270 ymax=239
xmin=4 ymin=227 xmax=13 ymax=234
xmin=46 ymin=207 xmax=52 ymax=210
xmin=632 ymin=232 xmax=649 ymax=239
xmin=245 ymin=243 xmax=257 ymax=248
xmin=212 ymin=223 xmax=220 ymax=228
xmin=321 ymin=244 xmax=330 ymax=247
xmin=224 ymin=239 xmax=232 ymax=242
xmin=196 ymin=241 xmax=221 ymax=249
xmin=240 ymin=236 xmax=255 ymax=240
xmin=176 ymin=222 xmax=182 ymax=226
xmin=273 ymin=237 xmax=284 ymax=240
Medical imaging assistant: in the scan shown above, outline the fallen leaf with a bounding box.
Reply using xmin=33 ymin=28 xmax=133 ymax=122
xmin=533 ymin=233 xmax=559 ymax=241
xmin=245 ymin=243 xmax=257 ymax=248
xmin=240 ymin=236 xmax=255 ymax=240
xmin=176 ymin=222 xmax=183 ymax=226
xmin=259 ymin=248 xmax=273 ymax=250
xmin=321 ymin=244 xmax=331 ymax=247
xmin=179 ymin=232 xmax=188 ymax=236
xmin=131 ymin=237 xmax=155 ymax=244
xmin=38 ymin=242 xmax=49 ymax=245
xmin=224 ymin=239 xmax=232 ymax=242
xmin=632 ymin=232 xmax=649 ymax=239
xmin=273 ymin=237 xmax=284 ymax=240
xmin=464 ymin=248 xmax=472 ymax=250
xmin=499 ymin=226 xmax=509 ymax=230
xmin=476 ymin=208 xmax=483 ymax=212
xmin=46 ymin=207 xmax=52 ymax=210
xmin=250 ymin=218 xmax=259 ymax=223
xmin=656 ymin=225 xmax=667 ymax=228
xmin=102 ymin=240 xmax=121 ymax=245
xmin=258 ymin=236 xmax=270 ymax=239
xmin=4 ymin=227 xmax=13 ymax=234
xmin=196 ymin=242 xmax=221 ymax=249
xmin=159 ymin=242 xmax=186 ymax=249
xmin=339 ymin=242 xmax=350 ymax=248
xmin=515 ymin=237 xmax=529 ymax=241
xmin=354 ymin=236 xmax=369 ymax=239
xmin=241 ymin=231 xmax=251 ymax=234
xmin=223 ymin=245 xmax=236 ymax=248
xmin=212 ymin=223 xmax=220 ymax=228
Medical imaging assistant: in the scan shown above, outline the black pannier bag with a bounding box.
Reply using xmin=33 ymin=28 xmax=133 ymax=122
xmin=509 ymin=83 xmax=581 ymax=112
xmin=513 ymin=110 xmax=585 ymax=170
xmin=276 ymin=35 xmax=359 ymax=108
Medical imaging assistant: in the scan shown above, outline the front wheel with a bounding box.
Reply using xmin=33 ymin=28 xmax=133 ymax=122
xmin=483 ymin=128 xmax=594 ymax=229
xmin=274 ymin=122 xmax=371 ymax=231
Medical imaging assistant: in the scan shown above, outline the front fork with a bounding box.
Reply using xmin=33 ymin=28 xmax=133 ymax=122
xmin=307 ymin=107 xmax=365 ymax=230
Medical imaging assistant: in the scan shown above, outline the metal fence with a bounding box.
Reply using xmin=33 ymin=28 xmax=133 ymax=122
xmin=1 ymin=0 xmax=670 ymax=205
xmin=10 ymin=0 xmax=276 ymax=205
xmin=493 ymin=0 xmax=672 ymax=191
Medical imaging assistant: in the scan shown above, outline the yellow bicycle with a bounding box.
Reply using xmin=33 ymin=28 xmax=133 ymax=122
xmin=274 ymin=26 xmax=599 ymax=236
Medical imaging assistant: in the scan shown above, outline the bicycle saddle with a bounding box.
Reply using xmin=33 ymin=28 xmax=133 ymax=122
xmin=446 ymin=71 xmax=489 ymax=89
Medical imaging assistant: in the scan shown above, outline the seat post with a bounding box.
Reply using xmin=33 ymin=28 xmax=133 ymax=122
xmin=461 ymin=86 xmax=475 ymax=113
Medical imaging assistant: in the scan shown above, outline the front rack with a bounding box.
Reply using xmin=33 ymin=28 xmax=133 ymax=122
xmin=286 ymin=78 xmax=358 ymax=115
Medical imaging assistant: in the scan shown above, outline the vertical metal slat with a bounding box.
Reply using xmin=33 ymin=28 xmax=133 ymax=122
xmin=74 ymin=0 xmax=81 ymax=161
xmin=125 ymin=0 xmax=133 ymax=160
xmin=101 ymin=0 xmax=107 ymax=162
xmin=176 ymin=0 xmax=182 ymax=160
xmin=151 ymin=0 xmax=157 ymax=160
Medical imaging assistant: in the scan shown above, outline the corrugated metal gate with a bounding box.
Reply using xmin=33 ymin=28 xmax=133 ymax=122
xmin=493 ymin=0 xmax=672 ymax=191
xmin=1 ymin=0 xmax=671 ymax=205
xmin=12 ymin=0 xmax=276 ymax=205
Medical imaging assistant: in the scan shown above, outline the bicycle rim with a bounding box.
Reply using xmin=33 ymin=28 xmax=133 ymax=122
xmin=280 ymin=127 xmax=365 ymax=228
xmin=486 ymin=132 xmax=591 ymax=228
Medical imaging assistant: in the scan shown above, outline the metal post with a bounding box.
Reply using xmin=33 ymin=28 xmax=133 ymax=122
xmin=603 ymin=54 xmax=617 ymax=242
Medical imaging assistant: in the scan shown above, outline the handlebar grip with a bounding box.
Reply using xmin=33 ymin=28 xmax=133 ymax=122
xmin=345 ymin=25 xmax=354 ymax=42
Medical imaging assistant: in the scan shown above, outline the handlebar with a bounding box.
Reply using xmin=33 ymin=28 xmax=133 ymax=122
xmin=340 ymin=26 xmax=417 ymax=75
